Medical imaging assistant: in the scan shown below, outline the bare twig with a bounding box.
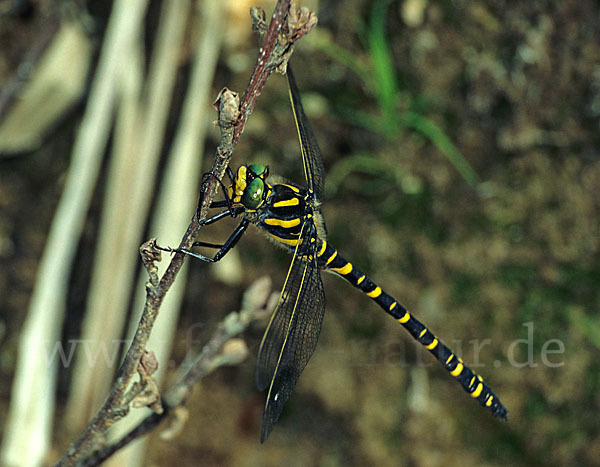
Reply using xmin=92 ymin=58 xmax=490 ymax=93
xmin=56 ymin=1 xmax=317 ymax=465
xmin=233 ymin=2 xmax=317 ymax=145
xmin=79 ymin=277 xmax=277 ymax=466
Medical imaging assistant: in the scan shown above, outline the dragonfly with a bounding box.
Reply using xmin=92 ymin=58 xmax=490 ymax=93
xmin=171 ymin=66 xmax=508 ymax=442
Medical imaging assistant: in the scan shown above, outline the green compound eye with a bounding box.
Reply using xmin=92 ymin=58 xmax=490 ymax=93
xmin=242 ymin=177 xmax=265 ymax=209
xmin=248 ymin=164 xmax=269 ymax=179
xmin=248 ymin=163 xmax=268 ymax=178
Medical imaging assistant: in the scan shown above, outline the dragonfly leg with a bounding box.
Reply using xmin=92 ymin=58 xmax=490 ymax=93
xmin=191 ymin=241 xmax=224 ymax=249
xmin=178 ymin=219 xmax=250 ymax=262
xmin=154 ymin=206 xmax=246 ymax=256
xmin=196 ymin=170 xmax=236 ymax=223
xmin=197 ymin=207 xmax=244 ymax=226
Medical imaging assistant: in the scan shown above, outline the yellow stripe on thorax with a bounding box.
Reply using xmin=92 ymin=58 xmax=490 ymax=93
xmin=273 ymin=198 xmax=300 ymax=208
xmin=281 ymin=183 xmax=300 ymax=193
xmin=264 ymin=217 xmax=301 ymax=228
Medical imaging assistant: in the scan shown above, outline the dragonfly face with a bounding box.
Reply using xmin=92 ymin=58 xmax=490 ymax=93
xmin=228 ymin=164 xmax=271 ymax=210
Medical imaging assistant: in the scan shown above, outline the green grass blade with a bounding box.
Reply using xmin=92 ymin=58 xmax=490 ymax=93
xmin=399 ymin=111 xmax=481 ymax=186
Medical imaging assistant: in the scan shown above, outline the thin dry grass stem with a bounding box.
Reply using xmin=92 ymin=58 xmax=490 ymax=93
xmin=64 ymin=0 xmax=189 ymax=431
xmin=1 ymin=2 xmax=148 ymax=466
xmin=56 ymin=1 xmax=317 ymax=465
xmin=109 ymin=5 xmax=228 ymax=460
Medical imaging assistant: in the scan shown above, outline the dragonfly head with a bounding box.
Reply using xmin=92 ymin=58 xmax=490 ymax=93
xmin=229 ymin=163 xmax=270 ymax=210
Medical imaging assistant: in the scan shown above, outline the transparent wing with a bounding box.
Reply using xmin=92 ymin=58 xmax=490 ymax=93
xmin=287 ymin=66 xmax=326 ymax=200
xmin=255 ymin=220 xmax=325 ymax=442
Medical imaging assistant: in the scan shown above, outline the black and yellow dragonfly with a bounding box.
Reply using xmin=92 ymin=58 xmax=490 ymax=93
xmin=175 ymin=67 xmax=507 ymax=442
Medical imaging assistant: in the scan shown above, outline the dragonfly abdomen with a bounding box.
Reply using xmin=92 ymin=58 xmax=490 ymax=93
xmin=316 ymin=239 xmax=508 ymax=420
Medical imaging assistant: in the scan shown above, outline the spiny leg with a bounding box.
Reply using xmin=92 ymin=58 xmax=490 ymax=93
xmin=155 ymin=204 xmax=248 ymax=262
xmin=157 ymin=218 xmax=251 ymax=263
xmin=196 ymin=168 xmax=237 ymax=223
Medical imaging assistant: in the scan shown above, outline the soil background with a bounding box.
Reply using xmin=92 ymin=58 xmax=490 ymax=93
xmin=1 ymin=0 xmax=599 ymax=465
